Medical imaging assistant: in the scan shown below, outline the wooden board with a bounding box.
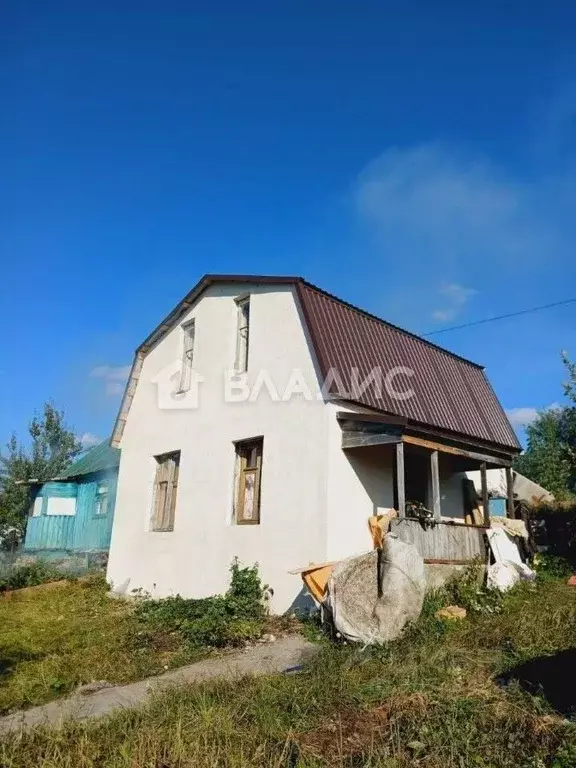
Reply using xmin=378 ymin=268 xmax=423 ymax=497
xmin=402 ymin=434 xmax=511 ymax=467
xmin=390 ymin=518 xmax=487 ymax=562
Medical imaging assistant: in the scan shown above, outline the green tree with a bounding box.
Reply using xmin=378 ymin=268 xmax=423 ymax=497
xmin=514 ymin=408 xmax=575 ymax=499
xmin=514 ymin=353 xmax=576 ymax=499
xmin=0 ymin=403 xmax=83 ymax=549
xmin=562 ymin=350 xmax=576 ymax=405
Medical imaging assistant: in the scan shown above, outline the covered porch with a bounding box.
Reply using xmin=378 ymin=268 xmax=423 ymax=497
xmin=337 ymin=411 xmax=517 ymax=566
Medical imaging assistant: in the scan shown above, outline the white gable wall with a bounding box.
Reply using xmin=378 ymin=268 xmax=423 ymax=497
xmin=325 ymin=402 xmax=396 ymax=560
xmin=107 ymin=284 xmax=330 ymax=612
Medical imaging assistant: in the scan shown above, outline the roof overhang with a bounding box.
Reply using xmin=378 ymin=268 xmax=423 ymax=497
xmin=336 ymin=411 xmax=515 ymax=467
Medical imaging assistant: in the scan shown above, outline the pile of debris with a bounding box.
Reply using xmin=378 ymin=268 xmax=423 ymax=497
xmin=294 ymin=511 xmax=537 ymax=646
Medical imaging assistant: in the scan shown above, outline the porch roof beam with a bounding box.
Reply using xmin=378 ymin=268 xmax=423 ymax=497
xmin=338 ymin=414 xmax=403 ymax=450
xmin=402 ymin=434 xmax=511 ymax=467
xmin=342 ymin=432 xmax=402 ymax=449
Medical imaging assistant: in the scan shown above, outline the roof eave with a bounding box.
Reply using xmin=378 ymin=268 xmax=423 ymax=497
xmin=331 ymin=396 xmax=521 ymax=457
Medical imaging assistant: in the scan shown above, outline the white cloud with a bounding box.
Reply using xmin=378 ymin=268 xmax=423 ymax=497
xmin=432 ymin=282 xmax=477 ymax=323
xmin=350 ymin=141 xmax=576 ymax=334
xmin=354 ymin=143 xmax=571 ymax=303
xmin=356 ymin=144 xmax=528 ymax=261
xmin=505 ymin=407 xmax=539 ymax=428
xmin=505 ymin=403 xmax=563 ymax=428
xmin=90 ymin=364 xmax=131 ymax=396
xmin=79 ymin=432 xmax=102 ymax=448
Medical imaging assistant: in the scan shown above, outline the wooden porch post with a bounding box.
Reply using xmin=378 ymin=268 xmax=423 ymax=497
xmin=396 ymin=441 xmax=405 ymax=518
xmin=430 ymin=449 xmax=441 ymax=521
xmin=506 ymin=466 xmax=515 ymax=519
xmin=480 ymin=461 xmax=490 ymax=526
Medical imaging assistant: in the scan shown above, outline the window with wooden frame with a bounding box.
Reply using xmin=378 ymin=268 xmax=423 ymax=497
xmin=151 ymin=451 xmax=180 ymax=532
xmin=234 ymin=438 xmax=263 ymax=524
xmin=234 ymin=296 xmax=250 ymax=373
xmin=94 ymin=482 xmax=109 ymax=516
xmin=178 ymin=319 xmax=196 ymax=392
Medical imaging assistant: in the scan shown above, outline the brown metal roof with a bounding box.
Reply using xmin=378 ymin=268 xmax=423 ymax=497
xmin=112 ymin=274 xmax=520 ymax=452
xmin=295 ymin=281 xmax=520 ymax=452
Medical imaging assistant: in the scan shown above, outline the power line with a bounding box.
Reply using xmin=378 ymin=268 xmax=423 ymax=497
xmin=424 ymin=297 xmax=576 ymax=337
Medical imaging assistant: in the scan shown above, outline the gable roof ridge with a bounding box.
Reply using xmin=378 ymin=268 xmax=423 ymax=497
xmin=297 ymin=279 xmax=485 ymax=371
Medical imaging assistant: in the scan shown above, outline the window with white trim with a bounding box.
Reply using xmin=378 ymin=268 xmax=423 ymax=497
xmin=234 ymin=297 xmax=250 ymax=373
xmin=151 ymin=451 xmax=180 ymax=532
xmin=94 ymin=482 xmax=109 ymax=516
xmin=178 ymin=319 xmax=196 ymax=392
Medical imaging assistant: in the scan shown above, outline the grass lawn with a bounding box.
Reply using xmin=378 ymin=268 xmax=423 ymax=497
xmin=0 ymin=576 xmax=206 ymax=714
xmin=1 ymin=575 xmax=576 ymax=767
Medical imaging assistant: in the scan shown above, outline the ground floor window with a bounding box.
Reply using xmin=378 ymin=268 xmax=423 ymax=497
xmin=151 ymin=451 xmax=180 ymax=531
xmin=234 ymin=438 xmax=263 ymax=524
xmin=94 ymin=482 xmax=109 ymax=516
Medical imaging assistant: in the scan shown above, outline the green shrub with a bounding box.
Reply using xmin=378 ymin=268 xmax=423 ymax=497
xmin=135 ymin=558 xmax=267 ymax=648
xmin=0 ymin=561 xmax=65 ymax=592
xmin=441 ymin=564 xmax=504 ymax=616
xmin=553 ymin=743 xmax=576 ymax=768
xmin=532 ymin=553 xmax=573 ymax=581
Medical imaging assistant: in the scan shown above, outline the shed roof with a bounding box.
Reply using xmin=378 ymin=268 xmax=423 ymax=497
xmin=57 ymin=442 xmax=120 ymax=480
xmin=112 ymin=275 xmax=520 ymax=453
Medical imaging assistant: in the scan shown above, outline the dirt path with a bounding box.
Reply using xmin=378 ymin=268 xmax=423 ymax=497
xmin=0 ymin=635 xmax=316 ymax=734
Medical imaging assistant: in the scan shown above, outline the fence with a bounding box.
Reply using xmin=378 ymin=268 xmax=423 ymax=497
xmin=0 ymin=548 xmax=23 ymax=579
xmin=0 ymin=548 xmax=108 ymax=579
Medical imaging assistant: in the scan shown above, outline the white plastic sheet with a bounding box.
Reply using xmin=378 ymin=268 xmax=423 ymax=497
xmin=487 ymin=527 xmax=535 ymax=592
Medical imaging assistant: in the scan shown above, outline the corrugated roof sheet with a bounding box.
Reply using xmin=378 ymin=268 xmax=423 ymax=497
xmin=296 ymin=282 xmax=520 ymax=452
xmin=112 ymin=274 xmax=520 ymax=453
xmin=57 ymin=442 xmax=120 ymax=480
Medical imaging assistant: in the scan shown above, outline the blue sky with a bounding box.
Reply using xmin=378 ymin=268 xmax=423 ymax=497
xmin=1 ymin=0 xmax=576 ymax=448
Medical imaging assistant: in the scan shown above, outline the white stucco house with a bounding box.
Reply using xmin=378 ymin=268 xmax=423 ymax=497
xmin=106 ymin=275 xmax=521 ymax=612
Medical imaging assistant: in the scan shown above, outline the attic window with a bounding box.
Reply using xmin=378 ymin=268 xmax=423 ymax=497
xmin=234 ymin=297 xmax=250 ymax=373
xmin=178 ymin=319 xmax=196 ymax=392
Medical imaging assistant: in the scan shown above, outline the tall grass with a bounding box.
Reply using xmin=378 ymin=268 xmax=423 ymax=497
xmin=2 ymin=577 xmax=576 ymax=767
xmin=0 ymin=576 xmax=205 ymax=713
xmin=0 ymin=561 xmax=270 ymax=714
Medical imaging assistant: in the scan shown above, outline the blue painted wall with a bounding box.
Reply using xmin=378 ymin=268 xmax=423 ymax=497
xmin=489 ymin=497 xmax=507 ymax=517
xmin=24 ymin=469 xmax=118 ymax=553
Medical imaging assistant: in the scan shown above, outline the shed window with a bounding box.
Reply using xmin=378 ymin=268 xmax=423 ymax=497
xmin=178 ymin=319 xmax=196 ymax=392
xmin=46 ymin=497 xmax=76 ymax=516
xmin=234 ymin=297 xmax=250 ymax=373
xmin=151 ymin=451 xmax=180 ymax=532
xmin=94 ymin=483 xmax=109 ymax=516
xmin=31 ymin=496 xmax=43 ymax=517
xmin=234 ymin=438 xmax=263 ymax=524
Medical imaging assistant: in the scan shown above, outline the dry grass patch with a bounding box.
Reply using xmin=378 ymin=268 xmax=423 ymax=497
xmin=0 ymin=576 xmax=204 ymax=713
